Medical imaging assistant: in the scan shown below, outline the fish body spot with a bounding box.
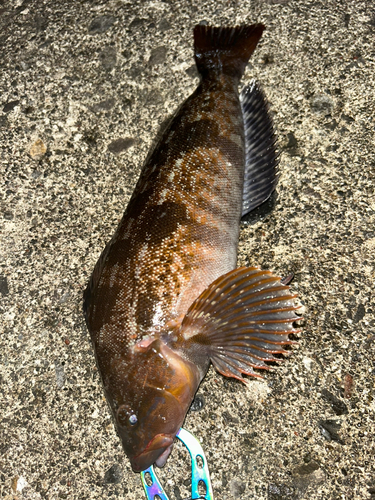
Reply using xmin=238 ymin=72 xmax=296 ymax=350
xmin=158 ymin=189 xmax=169 ymax=204
xmin=168 ymin=171 xmax=175 ymax=182
xmin=175 ymin=158 xmax=183 ymax=168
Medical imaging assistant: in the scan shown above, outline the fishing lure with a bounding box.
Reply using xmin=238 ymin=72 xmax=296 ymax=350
xmin=141 ymin=428 xmax=214 ymax=500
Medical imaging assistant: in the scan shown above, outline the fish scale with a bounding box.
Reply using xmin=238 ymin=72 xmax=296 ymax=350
xmin=84 ymin=23 xmax=301 ymax=473
xmin=88 ymin=78 xmax=246 ymax=340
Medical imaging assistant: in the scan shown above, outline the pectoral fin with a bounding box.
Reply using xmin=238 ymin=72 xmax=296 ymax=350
xmin=179 ymin=266 xmax=301 ymax=382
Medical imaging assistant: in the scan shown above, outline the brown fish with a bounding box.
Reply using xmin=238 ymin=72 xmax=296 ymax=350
xmin=84 ymin=24 xmax=301 ymax=473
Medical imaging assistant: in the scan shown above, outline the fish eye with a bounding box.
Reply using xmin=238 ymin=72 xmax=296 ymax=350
xmin=129 ymin=414 xmax=138 ymax=426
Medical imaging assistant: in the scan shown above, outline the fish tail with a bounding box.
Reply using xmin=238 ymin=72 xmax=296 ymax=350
xmin=194 ymin=24 xmax=265 ymax=80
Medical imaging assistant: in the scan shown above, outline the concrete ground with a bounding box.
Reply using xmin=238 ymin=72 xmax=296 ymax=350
xmin=1 ymin=0 xmax=374 ymax=499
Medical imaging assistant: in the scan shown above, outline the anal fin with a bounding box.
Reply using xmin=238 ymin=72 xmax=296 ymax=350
xmin=179 ymin=267 xmax=301 ymax=383
xmin=240 ymin=81 xmax=279 ymax=217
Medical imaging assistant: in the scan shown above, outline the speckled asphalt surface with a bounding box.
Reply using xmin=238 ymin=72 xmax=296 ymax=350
xmin=1 ymin=1 xmax=374 ymax=499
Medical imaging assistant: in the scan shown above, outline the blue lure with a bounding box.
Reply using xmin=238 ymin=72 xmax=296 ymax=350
xmin=140 ymin=428 xmax=214 ymax=500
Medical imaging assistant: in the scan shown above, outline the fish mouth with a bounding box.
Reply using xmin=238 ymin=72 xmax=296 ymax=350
xmin=131 ymin=433 xmax=175 ymax=472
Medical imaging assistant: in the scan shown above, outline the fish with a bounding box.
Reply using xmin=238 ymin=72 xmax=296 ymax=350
xmin=83 ymin=24 xmax=301 ymax=473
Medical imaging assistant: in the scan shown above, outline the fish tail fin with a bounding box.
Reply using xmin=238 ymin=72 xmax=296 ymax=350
xmin=194 ymin=24 xmax=265 ymax=80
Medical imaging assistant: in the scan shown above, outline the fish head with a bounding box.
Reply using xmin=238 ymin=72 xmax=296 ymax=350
xmin=111 ymin=338 xmax=200 ymax=472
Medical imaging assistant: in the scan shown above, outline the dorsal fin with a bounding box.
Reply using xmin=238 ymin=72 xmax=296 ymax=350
xmin=241 ymin=81 xmax=279 ymax=216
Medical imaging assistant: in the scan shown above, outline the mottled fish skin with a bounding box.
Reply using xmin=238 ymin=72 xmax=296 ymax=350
xmin=86 ymin=76 xmax=246 ymax=342
xmin=84 ymin=24 xmax=300 ymax=473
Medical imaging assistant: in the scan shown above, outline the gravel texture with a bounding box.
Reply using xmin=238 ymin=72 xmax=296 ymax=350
xmin=1 ymin=1 xmax=374 ymax=499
